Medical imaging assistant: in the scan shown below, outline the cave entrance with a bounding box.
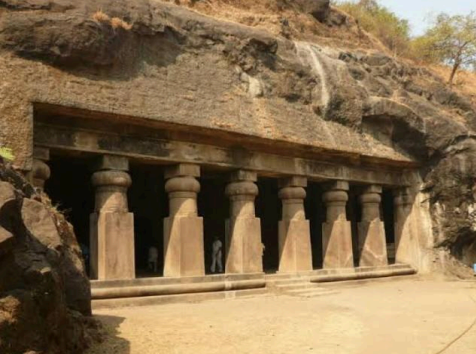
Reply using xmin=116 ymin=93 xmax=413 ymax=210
xmin=128 ymin=163 xmax=167 ymax=278
xmin=197 ymin=170 xmax=229 ymax=275
xmin=305 ymin=182 xmax=324 ymax=269
xmin=382 ymin=188 xmax=395 ymax=264
xmin=256 ymin=178 xmax=280 ymax=273
xmin=45 ymin=154 xmax=94 ymax=276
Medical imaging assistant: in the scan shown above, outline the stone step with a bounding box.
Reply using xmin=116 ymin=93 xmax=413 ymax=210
xmin=268 ymin=278 xmax=310 ymax=286
xmin=274 ymin=283 xmax=315 ymax=291
xmin=265 ymin=273 xmax=312 ymax=281
xmin=92 ymin=288 xmax=270 ymax=310
xmin=285 ymin=288 xmax=338 ymax=298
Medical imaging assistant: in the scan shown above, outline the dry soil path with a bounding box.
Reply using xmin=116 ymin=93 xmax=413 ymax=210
xmin=87 ymin=278 xmax=476 ymax=354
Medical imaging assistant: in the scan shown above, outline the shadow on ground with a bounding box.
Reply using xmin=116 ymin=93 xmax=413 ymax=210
xmin=86 ymin=315 xmax=130 ymax=354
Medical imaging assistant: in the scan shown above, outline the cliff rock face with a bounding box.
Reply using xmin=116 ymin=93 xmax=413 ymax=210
xmin=0 ymin=0 xmax=475 ymax=276
xmin=0 ymin=163 xmax=99 ymax=354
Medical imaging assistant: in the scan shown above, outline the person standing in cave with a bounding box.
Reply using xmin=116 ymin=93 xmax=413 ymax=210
xmin=210 ymin=236 xmax=223 ymax=274
xmin=148 ymin=246 xmax=159 ymax=273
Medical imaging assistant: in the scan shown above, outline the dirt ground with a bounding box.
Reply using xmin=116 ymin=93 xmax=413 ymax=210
xmin=87 ymin=277 xmax=476 ymax=354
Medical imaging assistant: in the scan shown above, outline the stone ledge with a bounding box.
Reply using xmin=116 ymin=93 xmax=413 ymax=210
xmin=90 ymin=272 xmax=265 ymax=289
xmin=92 ymin=288 xmax=269 ymax=310
xmin=310 ymin=264 xmax=416 ymax=283
xmin=91 ymin=278 xmax=266 ymax=300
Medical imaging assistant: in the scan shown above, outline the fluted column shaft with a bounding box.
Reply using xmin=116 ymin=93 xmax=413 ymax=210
xmin=358 ymin=185 xmax=388 ymax=267
xmin=225 ymin=170 xmax=263 ymax=274
xmin=278 ymin=176 xmax=312 ymax=272
xmin=90 ymin=155 xmax=135 ymax=280
xmin=322 ymin=181 xmax=354 ymax=268
xmin=163 ymin=164 xmax=204 ymax=277
xmin=394 ymin=188 xmax=413 ymax=264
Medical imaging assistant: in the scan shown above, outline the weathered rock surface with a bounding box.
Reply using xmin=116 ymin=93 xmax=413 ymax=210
xmin=0 ymin=163 xmax=100 ymax=354
xmin=0 ymin=0 xmax=475 ymax=275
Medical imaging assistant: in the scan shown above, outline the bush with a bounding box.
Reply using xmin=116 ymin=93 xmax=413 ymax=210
xmin=335 ymin=0 xmax=410 ymax=57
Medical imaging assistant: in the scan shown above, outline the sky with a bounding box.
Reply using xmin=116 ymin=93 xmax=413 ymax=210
xmin=355 ymin=0 xmax=476 ymax=36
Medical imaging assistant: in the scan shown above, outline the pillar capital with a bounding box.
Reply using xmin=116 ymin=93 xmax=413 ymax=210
xmin=229 ymin=170 xmax=257 ymax=182
xmin=323 ymin=181 xmax=349 ymax=222
xmin=324 ymin=180 xmax=349 ymax=192
xmin=91 ymin=170 xmax=132 ymax=188
xmin=29 ymin=146 xmax=50 ymax=192
xmin=278 ymin=176 xmax=307 ymax=188
xmin=278 ymin=186 xmax=306 ymax=201
xmin=165 ymin=164 xmax=200 ymax=179
xmin=225 ymin=180 xmax=258 ymax=199
xmin=362 ymin=185 xmax=382 ymax=194
xmin=164 ymin=176 xmax=200 ymax=194
xmin=33 ymin=146 xmax=50 ymax=161
xmin=359 ymin=184 xmax=382 ymax=222
xmin=394 ymin=188 xmax=413 ymax=207
xmin=95 ymin=155 xmax=129 ymax=172
xmin=92 ymin=170 xmax=131 ymax=213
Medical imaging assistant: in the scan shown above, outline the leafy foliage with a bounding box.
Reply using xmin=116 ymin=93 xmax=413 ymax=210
xmin=415 ymin=12 xmax=476 ymax=84
xmin=334 ymin=1 xmax=476 ymax=85
xmin=335 ymin=0 xmax=411 ymax=56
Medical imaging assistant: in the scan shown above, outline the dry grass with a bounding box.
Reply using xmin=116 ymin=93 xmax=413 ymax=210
xmin=92 ymin=11 xmax=133 ymax=31
xmin=92 ymin=10 xmax=110 ymax=23
xmin=431 ymin=65 xmax=476 ymax=106
xmin=161 ymin=0 xmax=380 ymax=51
xmin=111 ymin=17 xmax=133 ymax=31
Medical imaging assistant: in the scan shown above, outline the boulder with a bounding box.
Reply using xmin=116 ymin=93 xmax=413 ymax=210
xmin=294 ymin=0 xmax=330 ymax=22
xmin=0 ymin=164 xmax=99 ymax=354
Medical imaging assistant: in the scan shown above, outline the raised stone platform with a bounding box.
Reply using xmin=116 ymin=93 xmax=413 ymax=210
xmin=91 ymin=265 xmax=416 ymax=309
xmin=309 ymin=264 xmax=416 ymax=283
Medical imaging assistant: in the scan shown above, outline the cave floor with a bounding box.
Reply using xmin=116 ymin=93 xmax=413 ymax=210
xmin=87 ymin=277 xmax=476 ymax=354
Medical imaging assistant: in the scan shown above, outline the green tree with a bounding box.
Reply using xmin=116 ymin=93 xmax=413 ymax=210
xmin=335 ymin=0 xmax=410 ymax=56
xmin=418 ymin=12 xmax=476 ymax=85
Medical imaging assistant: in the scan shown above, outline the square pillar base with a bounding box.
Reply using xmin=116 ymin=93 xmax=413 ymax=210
xmin=278 ymin=220 xmax=312 ymax=273
xmin=164 ymin=216 xmax=205 ymax=277
xmin=90 ymin=212 xmax=135 ymax=280
xmin=358 ymin=220 xmax=388 ymax=267
xmin=322 ymin=220 xmax=354 ymax=268
xmin=225 ymin=217 xmax=263 ymax=274
xmin=395 ymin=217 xmax=414 ymax=265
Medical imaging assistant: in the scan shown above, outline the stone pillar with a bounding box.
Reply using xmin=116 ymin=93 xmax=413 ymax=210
xmin=29 ymin=147 xmax=50 ymax=192
xmin=322 ymin=181 xmax=354 ymax=268
xmin=163 ymin=164 xmax=204 ymax=277
xmin=394 ymin=188 xmax=413 ymax=264
xmin=278 ymin=176 xmax=312 ymax=273
xmin=225 ymin=170 xmax=263 ymax=274
xmin=358 ymin=185 xmax=388 ymax=267
xmin=90 ymin=155 xmax=135 ymax=280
